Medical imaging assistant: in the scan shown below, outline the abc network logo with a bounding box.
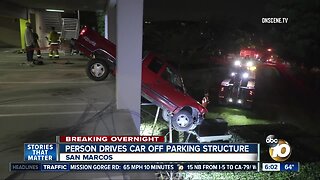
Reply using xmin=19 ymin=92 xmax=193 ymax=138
xmin=266 ymin=135 xmax=292 ymax=162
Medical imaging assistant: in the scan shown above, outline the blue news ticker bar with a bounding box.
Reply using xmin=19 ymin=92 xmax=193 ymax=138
xmin=41 ymin=163 xmax=70 ymax=172
xmin=262 ymin=162 xmax=299 ymax=172
xmin=10 ymin=162 xmax=259 ymax=172
xmin=24 ymin=143 xmax=57 ymax=161
xmin=280 ymin=162 xmax=299 ymax=172
xmin=59 ymin=143 xmax=258 ymax=153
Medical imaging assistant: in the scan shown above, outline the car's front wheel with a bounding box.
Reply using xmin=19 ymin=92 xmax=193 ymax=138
xmin=172 ymin=110 xmax=195 ymax=132
xmin=86 ymin=59 xmax=110 ymax=81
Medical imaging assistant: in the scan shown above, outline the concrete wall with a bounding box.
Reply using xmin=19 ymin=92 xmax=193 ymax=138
xmin=0 ymin=1 xmax=27 ymax=48
xmin=0 ymin=16 xmax=21 ymax=48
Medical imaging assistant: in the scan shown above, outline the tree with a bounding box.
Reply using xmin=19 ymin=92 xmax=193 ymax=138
xmin=96 ymin=12 xmax=105 ymax=36
xmin=143 ymin=21 xmax=216 ymax=66
xmin=264 ymin=0 xmax=320 ymax=67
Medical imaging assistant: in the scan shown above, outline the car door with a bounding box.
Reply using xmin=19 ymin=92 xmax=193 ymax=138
xmin=153 ymin=64 xmax=189 ymax=112
xmin=142 ymin=56 xmax=178 ymax=112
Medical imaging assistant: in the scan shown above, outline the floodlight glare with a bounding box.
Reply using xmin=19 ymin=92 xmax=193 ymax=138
xmin=234 ymin=60 xmax=241 ymax=66
xmin=246 ymin=61 xmax=253 ymax=67
xmin=242 ymin=72 xmax=249 ymax=78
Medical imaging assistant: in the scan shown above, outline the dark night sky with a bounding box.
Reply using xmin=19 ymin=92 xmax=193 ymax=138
xmin=144 ymin=0 xmax=269 ymax=23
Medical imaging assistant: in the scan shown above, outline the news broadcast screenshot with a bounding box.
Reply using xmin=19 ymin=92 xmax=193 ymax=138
xmin=0 ymin=0 xmax=319 ymax=179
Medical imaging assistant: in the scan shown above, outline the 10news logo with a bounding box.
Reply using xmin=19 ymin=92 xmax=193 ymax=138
xmin=266 ymin=135 xmax=292 ymax=162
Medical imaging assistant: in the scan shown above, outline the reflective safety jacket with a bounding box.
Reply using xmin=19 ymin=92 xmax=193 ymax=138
xmin=49 ymin=31 xmax=60 ymax=43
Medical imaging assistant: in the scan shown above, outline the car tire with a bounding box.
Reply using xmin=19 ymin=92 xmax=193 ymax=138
xmin=162 ymin=109 xmax=170 ymax=122
xmin=172 ymin=110 xmax=195 ymax=132
xmin=86 ymin=59 xmax=110 ymax=81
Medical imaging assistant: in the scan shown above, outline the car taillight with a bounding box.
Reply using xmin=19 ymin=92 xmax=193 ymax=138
xmin=80 ymin=28 xmax=86 ymax=35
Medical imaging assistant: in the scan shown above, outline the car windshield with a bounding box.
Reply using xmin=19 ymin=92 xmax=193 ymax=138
xmin=161 ymin=66 xmax=186 ymax=93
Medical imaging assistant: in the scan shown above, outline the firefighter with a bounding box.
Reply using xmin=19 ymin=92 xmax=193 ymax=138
xmin=33 ymin=31 xmax=42 ymax=58
xmin=201 ymin=91 xmax=210 ymax=108
xmin=48 ymin=27 xmax=60 ymax=58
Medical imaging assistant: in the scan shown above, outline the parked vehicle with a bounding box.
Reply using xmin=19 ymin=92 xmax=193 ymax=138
xmin=71 ymin=27 xmax=207 ymax=131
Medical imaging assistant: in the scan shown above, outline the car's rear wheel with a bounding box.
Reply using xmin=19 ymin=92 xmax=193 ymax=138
xmin=172 ymin=110 xmax=195 ymax=131
xmin=86 ymin=59 xmax=110 ymax=81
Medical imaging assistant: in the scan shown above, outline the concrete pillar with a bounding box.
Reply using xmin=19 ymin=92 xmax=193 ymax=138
xmin=105 ymin=6 xmax=117 ymax=44
xmin=34 ymin=11 xmax=47 ymax=49
xmin=116 ymin=0 xmax=144 ymax=132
